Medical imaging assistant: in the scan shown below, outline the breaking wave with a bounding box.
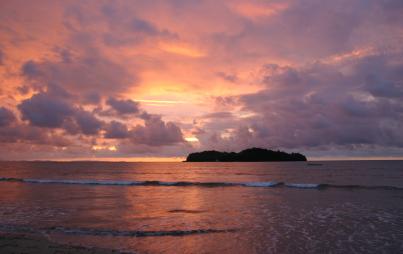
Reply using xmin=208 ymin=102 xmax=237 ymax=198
xmin=1 ymin=177 xmax=402 ymax=190
xmin=285 ymin=183 xmax=322 ymax=189
xmin=49 ymin=226 xmax=236 ymax=237
xmin=0 ymin=224 xmax=235 ymax=237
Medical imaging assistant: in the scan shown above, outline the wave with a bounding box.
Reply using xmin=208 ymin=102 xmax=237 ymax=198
xmin=1 ymin=177 xmax=402 ymax=190
xmin=168 ymin=209 xmax=206 ymax=214
xmin=286 ymin=183 xmax=403 ymax=190
xmin=0 ymin=177 xmax=256 ymax=187
xmin=321 ymin=184 xmax=403 ymax=190
xmin=0 ymin=224 xmax=235 ymax=238
xmin=24 ymin=178 xmax=140 ymax=185
xmin=285 ymin=183 xmax=322 ymax=189
xmin=242 ymin=182 xmax=281 ymax=187
xmin=48 ymin=226 xmax=236 ymax=237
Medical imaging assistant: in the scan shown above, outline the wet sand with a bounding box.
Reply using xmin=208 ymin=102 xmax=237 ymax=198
xmin=0 ymin=233 xmax=129 ymax=254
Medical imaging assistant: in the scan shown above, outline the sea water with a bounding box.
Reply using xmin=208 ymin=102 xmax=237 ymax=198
xmin=0 ymin=161 xmax=403 ymax=253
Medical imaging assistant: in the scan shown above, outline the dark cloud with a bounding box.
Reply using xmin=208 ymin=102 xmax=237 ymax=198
xmin=2 ymin=0 xmax=403 ymax=159
xmin=214 ymin=96 xmax=239 ymax=110
xmin=18 ymin=92 xmax=104 ymax=135
xmin=277 ymin=0 xmax=362 ymax=56
xmin=104 ymin=121 xmax=129 ymax=139
xmin=21 ymin=49 xmax=136 ymax=96
xmin=22 ymin=60 xmax=42 ymax=82
xmin=130 ymin=115 xmax=184 ymax=146
xmin=0 ymin=107 xmax=16 ymax=127
xmin=195 ymin=53 xmax=403 ymax=154
xmin=210 ymin=0 xmax=403 ymax=64
xmin=82 ymin=92 xmax=102 ymax=105
xmin=0 ymin=48 xmax=4 ymax=65
xmin=106 ymin=97 xmax=140 ymax=115
xmin=365 ymin=75 xmax=403 ymax=98
xmin=216 ymin=72 xmax=238 ymax=83
xmin=0 ymin=124 xmax=72 ymax=147
xmin=14 ymin=90 xmax=185 ymax=150
xmin=18 ymin=93 xmax=74 ymax=128
xmin=130 ymin=18 xmax=161 ymax=35
xmin=100 ymin=3 xmax=176 ymax=46
xmin=74 ymin=109 xmax=103 ymax=135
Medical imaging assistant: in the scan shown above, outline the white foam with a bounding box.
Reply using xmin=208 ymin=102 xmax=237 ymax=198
xmin=4 ymin=177 xmax=326 ymax=189
xmin=243 ymin=182 xmax=279 ymax=187
xmin=285 ymin=183 xmax=320 ymax=189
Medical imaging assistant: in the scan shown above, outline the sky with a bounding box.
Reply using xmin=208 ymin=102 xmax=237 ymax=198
xmin=0 ymin=0 xmax=403 ymax=161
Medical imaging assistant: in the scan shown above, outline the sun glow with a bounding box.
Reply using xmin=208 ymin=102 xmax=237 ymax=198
xmin=133 ymin=99 xmax=187 ymax=104
xmin=185 ymin=137 xmax=199 ymax=142
xmin=91 ymin=145 xmax=117 ymax=151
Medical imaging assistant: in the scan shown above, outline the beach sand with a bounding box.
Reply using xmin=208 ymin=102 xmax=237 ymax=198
xmin=0 ymin=233 xmax=129 ymax=254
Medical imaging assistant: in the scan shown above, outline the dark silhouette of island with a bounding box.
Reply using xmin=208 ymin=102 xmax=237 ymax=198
xmin=185 ymin=147 xmax=307 ymax=162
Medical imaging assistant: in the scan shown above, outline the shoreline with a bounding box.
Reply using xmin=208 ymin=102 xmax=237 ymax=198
xmin=0 ymin=232 xmax=131 ymax=254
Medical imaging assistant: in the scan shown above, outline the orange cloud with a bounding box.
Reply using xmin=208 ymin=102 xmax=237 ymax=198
xmin=159 ymin=42 xmax=206 ymax=58
xmin=326 ymin=47 xmax=375 ymax=63
xmin=1 ymin=0 xmax=403 ymax=160
xmin=230 ymin=1 xmax=289 ymax=20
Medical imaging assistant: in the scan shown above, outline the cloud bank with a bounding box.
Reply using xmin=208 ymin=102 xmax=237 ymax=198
xmin=0 ymin=0 xmax=403 ymax=160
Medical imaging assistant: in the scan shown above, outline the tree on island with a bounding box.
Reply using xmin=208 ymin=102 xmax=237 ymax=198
xmin=185 ymin=147 xmax=307 ymax=162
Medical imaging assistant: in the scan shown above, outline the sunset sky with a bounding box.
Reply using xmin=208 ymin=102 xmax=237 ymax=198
xmin=1 ymin=0 xmax=403 ymax=160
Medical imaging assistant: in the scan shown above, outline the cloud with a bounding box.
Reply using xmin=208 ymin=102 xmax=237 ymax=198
xmin=130 ymin=18 xmax=161 ymax=35
xmin=104 ymin=121 xmax=129 ymax=139
xmin=216 ymin=72 xmax=238 ymax=83
xmin=130 ymin=115 xmax=184 ymax=146
xmin=82 ymin=92 xmax=102 ymax=105
xmin=18 ymin=93 xmax=74 ymax=128
xmin=106 ymin=97 xmax=140 ymax=115
xmin=159 ymin=42 xmax=205 ymax=58
xmin=0 ymin=107 xmax=16 ymax=127
xmin=21 ymin=49 xmax=136 ymax=96
xmin=74 ymin=109 xmax=103 ymax=135
xmin=199 ymin=53 xmax=403 ymax=153
xmin=100 ymin=3 xmax=177 ymax=46
xmin=214 ymin=96 xmax=239 ymax=110
xmin=229 ymin=1 xmax=288 ymax=20
xmin=2 ymin=0 xmax=403 ymax=159
xmin=0 ymin=48 xmax=4 ymax=65
xmin=365 ymin=75 xmax=403 ymax=98
xmin=14 ymin=90 xmax=185 ymax=154
xmin=202 ymin=111 xmax=234 ymax=119
xmin=0 ymin=123 xmax=72 ymax=147
xmin=18 ymin=92 xmax=104 ymax=136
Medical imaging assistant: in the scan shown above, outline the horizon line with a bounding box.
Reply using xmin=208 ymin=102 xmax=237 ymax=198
xmin=1 ymin=157 xmax=403 ymax=163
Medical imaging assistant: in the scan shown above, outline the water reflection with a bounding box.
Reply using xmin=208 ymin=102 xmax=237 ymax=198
xmin=1 ymin=162 xmax=403 ymax=253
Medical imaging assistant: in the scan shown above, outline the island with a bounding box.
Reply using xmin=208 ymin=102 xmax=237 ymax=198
xmin=185 ymin=147 xmax=307 ymax=162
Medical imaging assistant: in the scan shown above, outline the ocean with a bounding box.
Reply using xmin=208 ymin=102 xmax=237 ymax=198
xmin=0 ymin=161 xmax=402 ymax=253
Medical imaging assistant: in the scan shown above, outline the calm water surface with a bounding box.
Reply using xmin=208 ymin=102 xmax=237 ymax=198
xmin=0 ymin=161 xmax=403 ymax=253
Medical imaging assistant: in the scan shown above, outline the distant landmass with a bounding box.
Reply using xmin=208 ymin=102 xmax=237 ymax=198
xmin=185 ymin=148 xmax=307 ymax=162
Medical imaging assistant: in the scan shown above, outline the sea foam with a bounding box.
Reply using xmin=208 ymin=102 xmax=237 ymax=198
xmin=1 ymin=177 xmax=402 ymax=190
xmin=242 ymin=182 xmax=282 ymax=187
xmin=285 ymin=183 xmax=322 ymax=189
